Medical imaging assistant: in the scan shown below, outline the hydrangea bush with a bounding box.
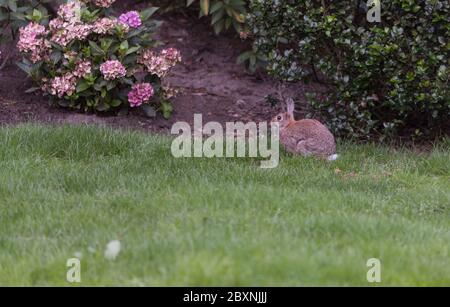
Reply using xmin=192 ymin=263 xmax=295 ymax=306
xmin=249 ymin=0 xmax=450 ymax=140
xmin=17 ymin=0 xmax=181 ymax=117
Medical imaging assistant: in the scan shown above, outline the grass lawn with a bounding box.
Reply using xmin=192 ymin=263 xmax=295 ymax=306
xmin=0 ymin=124 xmax=449 ymax=286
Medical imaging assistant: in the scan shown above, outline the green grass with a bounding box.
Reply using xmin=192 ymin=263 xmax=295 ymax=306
xmin=0 ymin=124 xmax=449 ymax=286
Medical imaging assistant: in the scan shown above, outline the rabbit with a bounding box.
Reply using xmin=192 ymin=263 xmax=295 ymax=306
xmin=271 ymin=97 xmax=338 ymax=161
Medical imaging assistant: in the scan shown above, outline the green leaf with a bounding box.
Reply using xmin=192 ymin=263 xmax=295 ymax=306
xmin=125 ymin=46 xmax=141 ymax=56
xmin=8 ymin=0 xmax=17 ymax=12
xmin=100 ymin=38 xmax=113 ymax=52
xmin=119 ymin=40 xmax=129 ymax=51
xmin=89 ymin=41 xmax=104 ymax=57
xmin=106 ymin=81 xmax=116 ymax=91
xmin=121 ymin=78 xmax=134 ymax=86
xmin=210 ymin=2 xmax=223 ymax=14
xmin=76 ymin=80 xmax=91 ymax=93
xmin=111 ymin=99 xmax=122 ymax=107
xmin=25 ymin=87 xmax=40 ymax=94
xmin=140 ymin=7 xmax=159 ymax=21
xmin=16 ymin=62 xmax=31 ymax=75
xmin=160 ymin=101 xmax=173 ymax=119
xmin=237 ymin=51 xmax=252 ymax=64
xmin=50 ymin=51 xmax=62 ymax=65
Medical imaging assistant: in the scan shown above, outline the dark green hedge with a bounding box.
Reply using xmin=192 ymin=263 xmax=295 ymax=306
xmin=249 ymin=0 xmax=449 ymax=139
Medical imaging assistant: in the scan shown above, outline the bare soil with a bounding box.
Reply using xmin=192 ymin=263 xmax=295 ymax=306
xmin=0 ymin=3 xmax=324 ymax=133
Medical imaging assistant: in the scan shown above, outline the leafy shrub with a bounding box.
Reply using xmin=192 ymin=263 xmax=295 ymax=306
xmin=249 ymin=0 xmax=450 ymax=139
xmin=188 ymin=0 xmax=247 ymax=34
xmin=0 ymin=0 xmax=51 ymax=42
xmin=0 ymin=0 xmax=51 ymax=68
xmin=17 ymin=0 xmax=181 ymax=118
xmin=157 ymin=0 xmax=248 ymax=34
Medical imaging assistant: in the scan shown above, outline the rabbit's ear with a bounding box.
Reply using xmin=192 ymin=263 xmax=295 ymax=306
xmin=286 ymin=98 xmax=295 ymax=115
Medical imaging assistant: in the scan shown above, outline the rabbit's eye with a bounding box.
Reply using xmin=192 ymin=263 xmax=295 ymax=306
xmin=277 ymin=116 xmax=282 ymax=121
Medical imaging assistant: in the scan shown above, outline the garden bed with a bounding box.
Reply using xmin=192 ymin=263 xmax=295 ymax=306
xmin=0 ymin=2 xmax=323 ymax=133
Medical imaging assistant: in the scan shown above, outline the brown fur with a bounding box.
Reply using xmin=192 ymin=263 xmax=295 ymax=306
xmin=271 ymin=100 xmax=336 ymax=157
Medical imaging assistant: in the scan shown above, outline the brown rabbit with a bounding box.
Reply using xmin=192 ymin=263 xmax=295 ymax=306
xmin=271 ymin=98 xmax=338 ymax=160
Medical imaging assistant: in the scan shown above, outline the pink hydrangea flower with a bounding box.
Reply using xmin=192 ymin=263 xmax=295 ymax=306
xmin=128 ymin=83 xmax=154 ymax=107
xmin=91 ymin=0 xmax=116 ymax=8
xmin=138 ymin=48 xmax=181 ymax=78
xmin=17 ymin=22 xmax=51 ymax=63
xmin=100 ymin=60 xmax=127 ymax=80
xmin=48 ymin=2 xmax=97 ymax=47
xmin=160 ymin=48 xmax=182 ymax=63
xmin=92 ymin=17 xmax=118 ymax=34
xmin=49 ymin=18 xmax=64 ymax=32
xmin=50 ymin=22 xmax=93 ymax=47
xmin=118 ymin=11 xmax=142 ymax=29
xmin=49 ymin=73 xmax=77 ymax=98
xmin=57 ymin=1 xmax=81 ymax=23
xmin=73 ymin=60 xmax=92 ymax=78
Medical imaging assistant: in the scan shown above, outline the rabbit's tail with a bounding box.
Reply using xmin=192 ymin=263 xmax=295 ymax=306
xmin=327 ymin=154 xmax=339 ymax=161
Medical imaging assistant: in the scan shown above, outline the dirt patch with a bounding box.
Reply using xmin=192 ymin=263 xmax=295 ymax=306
xmin=0 ymin=3 xmax=325 ymax=133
